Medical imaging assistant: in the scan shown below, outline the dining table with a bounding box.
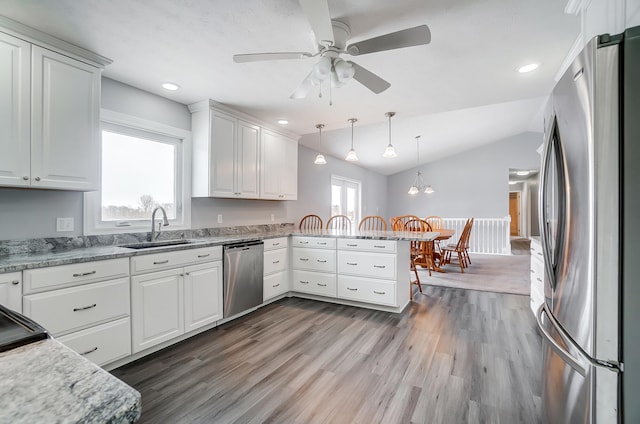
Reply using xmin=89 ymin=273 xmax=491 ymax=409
xmin=419 ymin=228 xmax=455 ymax=272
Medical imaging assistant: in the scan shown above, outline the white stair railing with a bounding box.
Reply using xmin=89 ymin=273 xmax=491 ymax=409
xmin=441 ymin=217 xmax=511 ymax=255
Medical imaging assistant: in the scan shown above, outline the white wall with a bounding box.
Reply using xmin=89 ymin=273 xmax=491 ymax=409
xmin=386 ymin=132 xmax=542 ymax=219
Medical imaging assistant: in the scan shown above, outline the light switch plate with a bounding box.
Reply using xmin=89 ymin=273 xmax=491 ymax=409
xmin=56 ymin=217 xmax=74 ymax=232
xmin=217 ymin=214 xmax=223 ymax=224
xmin=271 ymin=214 xmax=275 ymax=222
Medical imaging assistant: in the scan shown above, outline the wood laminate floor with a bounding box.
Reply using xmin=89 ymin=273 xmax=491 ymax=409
xmin=113 ymin=288 xmax=542 ymax=424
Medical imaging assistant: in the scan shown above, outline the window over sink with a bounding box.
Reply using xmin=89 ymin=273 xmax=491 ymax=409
xmin=83 ymin=110 xmax=191 ymax=235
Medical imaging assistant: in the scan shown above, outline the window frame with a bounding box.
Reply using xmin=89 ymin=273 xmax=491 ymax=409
xmin=331 ymin=175 xmax=362 ymax=225
xmin=83 ymin=109 xmax=191 ymax=235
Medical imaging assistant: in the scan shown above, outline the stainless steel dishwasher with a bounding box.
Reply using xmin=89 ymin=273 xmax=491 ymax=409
xmin=223 ymin=241 xmax=264 ymax=318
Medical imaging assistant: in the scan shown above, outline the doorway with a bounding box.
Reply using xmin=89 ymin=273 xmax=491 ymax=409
xmin=509 ymin=192 xmax=521 ymax=236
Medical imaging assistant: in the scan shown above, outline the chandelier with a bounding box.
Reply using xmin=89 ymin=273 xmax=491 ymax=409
xmin=408 ymin=136 xmax=435 ymax=195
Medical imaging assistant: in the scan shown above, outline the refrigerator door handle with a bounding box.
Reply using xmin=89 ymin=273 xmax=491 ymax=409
xmin=537 ymin=304 xmax=623 ymax=373
xmin=536 ymin=304 xmax=587 ymax=376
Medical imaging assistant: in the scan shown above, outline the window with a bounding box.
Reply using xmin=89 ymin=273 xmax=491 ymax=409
xmin=331 ymin=175 xmax=361 ymax=225
xmin=84 ymin=110 xmax=191 ymax=234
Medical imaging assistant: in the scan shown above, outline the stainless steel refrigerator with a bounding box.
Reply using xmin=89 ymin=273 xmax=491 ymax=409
xmin=537 ymin=27 xmax=640 ymax=423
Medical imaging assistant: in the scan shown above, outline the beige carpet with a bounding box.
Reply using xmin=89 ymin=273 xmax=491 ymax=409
xmin=417 ymin=253 xmax=531 ymax=295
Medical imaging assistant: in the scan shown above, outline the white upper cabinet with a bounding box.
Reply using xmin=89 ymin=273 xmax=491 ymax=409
xmin=30 ymin=46 xmax=101 ymax=190
xmin=191 ymin=108 xmax=260 ymax=198
xmin=0 ymin=32 xmax=30 ymax=187
xmin=0 ymin=20 xmax=108 ymax=191
xmin=190 ymin=100 xmax=297 ymax=200
xmin=260 ymin=129 xmax=298 ymax=200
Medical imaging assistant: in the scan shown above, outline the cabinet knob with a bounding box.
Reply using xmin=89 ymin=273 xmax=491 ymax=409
xmin=34 ymin=176 xmax=41 ymax=181
xmin=22 ymin=176 xmax=29 ymax=180
xmin=11 ymin=280 xmax=20 ymax=285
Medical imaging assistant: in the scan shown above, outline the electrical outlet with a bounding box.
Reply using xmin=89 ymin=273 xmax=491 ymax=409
xmin=56 ymin=217 xmax=74 ymax=232
xmin=217 ymin=214 xmax=223 ymax=224
xmin=271 ymin=214 xmax=275 ymax=222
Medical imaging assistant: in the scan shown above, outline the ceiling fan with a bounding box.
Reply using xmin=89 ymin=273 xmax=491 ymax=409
xmin=233 ymin=0 xmax=431 ymax=99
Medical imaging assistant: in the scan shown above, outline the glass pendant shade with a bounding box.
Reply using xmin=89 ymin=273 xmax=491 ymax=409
xmin=424 ymin=185 xmax=434 ymax=194
xmin=345 ymin=118 xmax=358 ymax=162
xmin=408 ymin=185 xmax=420 ymax=195
xmin=314 ymin=154 xmax=327 ymax=165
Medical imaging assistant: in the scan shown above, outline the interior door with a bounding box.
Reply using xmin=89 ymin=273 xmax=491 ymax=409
xmin=509 ymin=192 xmax=520 ymax=236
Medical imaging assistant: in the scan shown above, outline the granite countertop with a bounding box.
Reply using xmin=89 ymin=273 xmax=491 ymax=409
xmin=0 ymin=229 xmax=439 ymax=273
xmin=0 ymin=338 xmax=140 ymax=423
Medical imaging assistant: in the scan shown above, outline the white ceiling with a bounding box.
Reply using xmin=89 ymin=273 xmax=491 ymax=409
xmin=0 ymin=0 xmax=579 ymax=176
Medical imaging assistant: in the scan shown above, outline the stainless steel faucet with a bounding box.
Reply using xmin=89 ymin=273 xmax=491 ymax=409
xmin=150 ymin=207 xmax=169 ymax=241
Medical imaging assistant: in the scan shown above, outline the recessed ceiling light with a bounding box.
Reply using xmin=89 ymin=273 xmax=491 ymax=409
xmin=518 ymin=63 xmax=539 ymax=73
xmin=277 ymin=119 xmax=289 ymax=125
xmin=161 ymin=82 xmax=180 ymax=91
xmin=516 ymin=170 xmax=530 ymax=176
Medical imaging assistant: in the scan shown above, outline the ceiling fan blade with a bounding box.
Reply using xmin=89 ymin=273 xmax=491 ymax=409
xmin=346 ymin=25 xmax=431 ymax=56
xmin=290 ymin=72 xmax=314 ymax=99
xmin=233 ymin=52 xmax=312 ymax=63
xmin=298 ymin=0 xmax=334 ymax=46
xmin=350 ymin=62 xmax=391 ymax=94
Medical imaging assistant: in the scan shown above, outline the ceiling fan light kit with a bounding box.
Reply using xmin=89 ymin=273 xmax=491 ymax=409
xmin=233 ymin=0 xmax=431 ymax=101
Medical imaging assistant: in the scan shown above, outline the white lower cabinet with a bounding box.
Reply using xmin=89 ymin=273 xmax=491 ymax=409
xmin=21 ymin=258 xmax=132 ymax=367
xmin=130 ymin=247 xmax=223 ymax=354
xmin=0 ymin=272 xmax=22 ymax=313
xmin=263 ymin=237 xmax=289 ymax=301
xmin=57 ymin=317 xmax=131 ymax=367
xmin=337 ymin=275 xmax=396 ymax=306
xmin=530 ymin=238 xmax=545 ymax=315
xmin=292 ymin=270 xmax=337 ymax=297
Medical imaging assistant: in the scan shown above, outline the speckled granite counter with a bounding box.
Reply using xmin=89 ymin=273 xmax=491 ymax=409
xmin=0 ymin=338 xmax=140 ymax=423
xmin=0 ymin=227 xmax=439 ymax=273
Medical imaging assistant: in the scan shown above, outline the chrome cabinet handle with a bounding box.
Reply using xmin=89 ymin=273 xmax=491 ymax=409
xmin=317 ymin=283 xmax=327 ymax=287
xmin=373 ymin=245 xmax=386 ymax=248
xmin=346 ymin=243 xmax=358 ymax=247
xmin=317 ymin=259 xmax=327 ymax=263
xmin=538 ymin=252 xmax=543 ymax=256
xmin=34 ymin=176 xmax=40 ymax=181
xmin=73 ymin=303 xmax=97 ymax=312
xmin=299 ymin=258 xmax=309 ymax=261
xmin=272 ymin=242 xmax=280 ymax=246
xmin=373 ymin=265 xmax=386 ymax=268
xmin=537 ymin=277 xmax=542 ymax=282
xmin=22 ymin=176 xmax=29 ymax=180
xmin=373 ymin=290 xmax=385 ymax=295
xmin=299 ymin=280 xmax=309 ymax=284
xmin=273 ymin=260 xmax=280 ymax=264
xmin=317 ymin=242 xmax=327 ymax=245
xmin=11 ymin=280 xmax=20 ymax=285
xmin=347 ymin=287 xmax=358 ymax=291
xmin=153 ymin=260 xmax=169 ymax=264
xmin=347 ymin=262 xmax=357 ymax=266
xmin=300 ymin=241 xmax=309 ymax=245
xmin=273 ymin=283 xmax=280 ymax=288
xmin=530 ymin=269 xmax=535 ymax=273
xmin=197 ymin=254 xmax=210 ymax=258
xmin=80 ymin=347 xmax=98 ymax=355
xmin=72 ymin=271 xmax=96 ymax=277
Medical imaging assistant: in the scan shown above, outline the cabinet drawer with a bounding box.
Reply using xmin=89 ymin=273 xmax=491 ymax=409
xmin=23 ymin=277 xmax=130 ymax=336
xmin=263 ymin=272 xmax=288 ymax=301
xmin=57 ymin=317 xmax=131 ymax=367
xmin=292 ymin=270 xmax=337 ymax=297
xmin=292 ymin=248 xmax=335 ymax=272
xmin=338 ymin=275 xmax=396 ymax=306
xmin=530 ymin=239 xmax=544 ymax=260
xmin=23 ymin=258 xmax=129 ymax=294
xmin=264 ymin=237 xmax=288 ymax=251
xmin=131 ymin=246 xmax=222 ymax=274
xmin=291 ymin=236 xmax=335 ymax=249
xmin=337 ymin=251 xmax=396 ymax=280
xmin=337 ymin=239 xmax=396 ymax=253
xmin=264 ymin=249 xmax=288 ymax=275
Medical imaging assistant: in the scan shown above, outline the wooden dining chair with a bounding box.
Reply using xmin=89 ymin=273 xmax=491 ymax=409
xmin=403 ymin=218 xmax=433 ymax=300
xmin=390 ymin=214 xmax=420 ymax=231
xmin=441 ymin=218 xmax=473 ymax=272
xmin=298 ymin=214 xmax=323 ymax=231
xmin=424 ymin=215 xmax=444 ymax=230
xmin=358 ymin=215 xmax=387 ymax=232
xmin=326 ymin=214 xmax=351 ymax=231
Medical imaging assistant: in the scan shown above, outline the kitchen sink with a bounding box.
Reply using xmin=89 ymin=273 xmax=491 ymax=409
xmin=119 ymin=239 xmax=197 ymax=250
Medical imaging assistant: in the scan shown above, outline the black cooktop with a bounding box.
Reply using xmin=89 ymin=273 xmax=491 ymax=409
xmin=0 ymin=305 xmax=48 ymax=353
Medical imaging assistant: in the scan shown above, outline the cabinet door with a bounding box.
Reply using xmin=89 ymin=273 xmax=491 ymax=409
xmin=260 ymin=129 xmax=283 ymax=199
xmin=263 ymin=271 xmax=288 ymax=301
xmin=184 ymin=261 xmax=222 ymax=332
xmin=31 ymin=45 xmax=100 ymax=190
xmin=280 ymin=136 xmax=298 ymax=200
xmin=237 ymin=120 xmax=260 ymax=198
xmin=131 ymin=269 xmax=184 ymax=353
xmin=210 ymin=110 xmax=237 ymax=197
xmin=0 ymin=272 xmax=22 ymax=313
xmin=0 ymin=33 xmax=30 ymax=187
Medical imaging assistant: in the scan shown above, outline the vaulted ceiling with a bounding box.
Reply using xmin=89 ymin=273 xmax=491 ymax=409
xmin=0 ymin=0 xmax=579 ymax=175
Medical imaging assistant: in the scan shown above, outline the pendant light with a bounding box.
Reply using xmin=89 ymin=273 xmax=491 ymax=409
xmin=313 ymin=124 xmax=327 ymax=165
xmin=345 ymin=118 xmax=359 ymax=161
xmin=382 ymin=112 xmax=397 ymax=158
xmin=408 ymin=136 xmax=435 ymax=195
